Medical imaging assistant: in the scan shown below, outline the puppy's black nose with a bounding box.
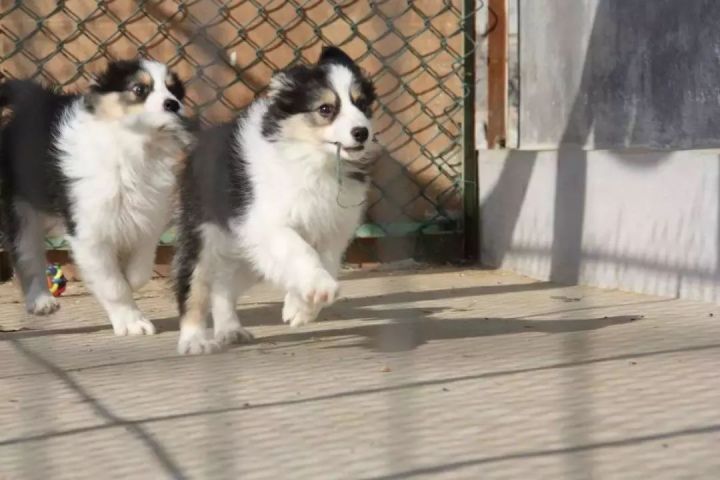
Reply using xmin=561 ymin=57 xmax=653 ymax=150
xmin=351 ymin=127 xmax=369 ymax=143
xmin=163 ymin=99 xmax=180 ymax=113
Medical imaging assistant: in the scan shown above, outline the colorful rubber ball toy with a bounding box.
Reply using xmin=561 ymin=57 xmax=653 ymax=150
xmin=46 ymin=264 xmax=67 ymax=297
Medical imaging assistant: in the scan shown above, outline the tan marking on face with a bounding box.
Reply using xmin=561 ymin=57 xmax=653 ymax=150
xmin=317 ymin=88 xmax=337 ymax=108
xmin=87 ymin=92 xmax=144 ymax=120
xmin=281 ymin=114 xmax=326 ymax=143
xmin=128 ymin=70 xmax=153 ymax=101
xmin=309 ymin=88 xmax=338 ymax=126
xmin=165 ymin=73 xmax=178 ymax=90
xmin=350 ymin=83 xmax=362 ymax=104
xmin=136 ymin=70 xmax=153 ymax=87
xmin=87 ymin=68 xmax=156 ymax=120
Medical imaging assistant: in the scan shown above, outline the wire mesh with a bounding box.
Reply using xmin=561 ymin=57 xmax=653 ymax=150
xmin=0 ymin=0 xmax=481 ymax=251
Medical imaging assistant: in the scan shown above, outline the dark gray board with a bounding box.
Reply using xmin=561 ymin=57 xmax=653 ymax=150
xmin=519 ymin=0 xmax=720 ymax=150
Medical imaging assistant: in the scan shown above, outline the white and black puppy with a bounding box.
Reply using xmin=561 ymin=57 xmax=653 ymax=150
xmin=0 ymin=59 xmax=191 ymax=335
xmin=174 ymin=46 xmax=377 ymax=354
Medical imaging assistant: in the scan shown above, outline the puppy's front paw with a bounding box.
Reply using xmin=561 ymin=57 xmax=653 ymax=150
xmin=178 ymin=328 xmax=220 ymax=355
xmin=27 ymin=294 xmax=60 ymax=316
xmin=282 ymin=292 xmax=301 ymax=323
xmin=112 ymin=312 xmax=156 ymax=336
xmin=288 ymin=309 xmax=319 ymax=328
xmin=214 ymin=323 xmax=254 ymax=346
xmin=282 ymin=293 xmax=319 ymax=328
xmin=301 ymin=269 xmax=339 ymax=306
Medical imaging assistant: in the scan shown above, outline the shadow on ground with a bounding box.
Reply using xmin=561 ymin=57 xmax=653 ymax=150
xmin=255 ymin=314 xmax=641 ymax=353
xmin=2 ymin=280 xmax=642 ymax=353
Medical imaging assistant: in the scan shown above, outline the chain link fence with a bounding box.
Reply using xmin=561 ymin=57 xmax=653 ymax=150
xmin=0 ymin=0 xmax=480 ymax=258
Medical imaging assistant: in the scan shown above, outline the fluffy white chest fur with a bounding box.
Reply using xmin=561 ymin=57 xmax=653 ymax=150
xmin=238 ymin=101 xmax=368 ymax=250
xmin=56 ymin=103 xmax=178 ymax=248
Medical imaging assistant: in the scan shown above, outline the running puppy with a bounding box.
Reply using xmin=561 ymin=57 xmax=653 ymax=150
xmin=174 ymin=46 xmax=377 ymax=354
xmin=0 ymin=59 xmax=191 ymax=335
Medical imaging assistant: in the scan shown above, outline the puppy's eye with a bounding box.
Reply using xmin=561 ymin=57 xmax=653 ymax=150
xmin=318 ymin=104 xmax=335 ymax=117
xmin=132 ymin=84 xmax=147 ymax=97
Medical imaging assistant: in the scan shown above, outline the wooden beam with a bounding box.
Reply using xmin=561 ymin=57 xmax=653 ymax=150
xmin=487 ymin=0 xmax=508 ymax=148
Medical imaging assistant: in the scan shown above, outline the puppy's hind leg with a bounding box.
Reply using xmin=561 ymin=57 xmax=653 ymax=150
xmin=177 ymin=257 xmax=218 ymax=355
xmin=211 ymin=262 xmax=256 ymax=348
xmin=5 ymin=202 xmax=59 ymax=315
xmin=174 ymin=228 xmax=221 ymax=354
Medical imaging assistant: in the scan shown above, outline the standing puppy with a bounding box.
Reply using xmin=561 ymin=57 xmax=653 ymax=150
xmin=174 ymin=47 xmax=377 ymax=354
xmin=0 ymin=59 xmax=191 ymax=335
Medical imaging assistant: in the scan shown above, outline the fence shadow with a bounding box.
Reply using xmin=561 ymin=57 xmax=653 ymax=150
xmin=478 ymin=2 xmax=720 ymax=476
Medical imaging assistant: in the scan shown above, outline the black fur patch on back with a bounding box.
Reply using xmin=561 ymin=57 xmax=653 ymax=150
xmin=175 ymin=116 xmax=253 ymax=313
xmin=0 ymin=79 xmax=79 ymax=234
xmin=182 ymin=116 xmax=253 ymax=229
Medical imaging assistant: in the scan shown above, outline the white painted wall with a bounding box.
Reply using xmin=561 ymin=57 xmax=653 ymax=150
xmin=479 ymin=149 xmax=720 ymax=303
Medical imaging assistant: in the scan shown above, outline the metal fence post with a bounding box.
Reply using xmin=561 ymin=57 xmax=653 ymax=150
xmin=463 ymin=0 xmax=479 ymax=261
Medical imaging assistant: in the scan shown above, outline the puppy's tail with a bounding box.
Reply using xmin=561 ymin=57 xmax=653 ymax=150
xmin=0 ymin=80 xmax=17 ymax=109
xmin=0 ymin=80 xmax=46 ymax=110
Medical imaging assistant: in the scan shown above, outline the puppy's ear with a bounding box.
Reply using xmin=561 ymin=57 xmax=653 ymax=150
xmin=267 ymin=72 xmax=289 ymax=97
xmin=92 ymin=59 xmax=141 ymax=93
xmin=267 ymin=65 xmax=307 ymax=98
xmin=318 ymin=46 xmax=354 ymax=66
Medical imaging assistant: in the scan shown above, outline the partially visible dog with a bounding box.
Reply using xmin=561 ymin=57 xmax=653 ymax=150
xmin=0 ymin=59 xmax=192 ymax=335
xmin=174 ymin=46 xmax=377 ymax=354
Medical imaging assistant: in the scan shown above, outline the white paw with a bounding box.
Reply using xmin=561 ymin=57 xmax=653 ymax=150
xmin=112 ymin=312 xmax=156 ymax=336
xmin=282 ymin=293 xmax=319 ymax=328
xmin=301 ymin=269 xmax=339 ymax=306
xmin=214 ymin=323 xmax=254 ymax=346
xmin=282 ymin=293 xmax=301 ymax=323
xmin=27 ymin=294 xmax=60 ymax=316
xmin=178 ymin=328 xmax=220 ymax=355
xmin=288 ymin=309 xmax=319 ymax=328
